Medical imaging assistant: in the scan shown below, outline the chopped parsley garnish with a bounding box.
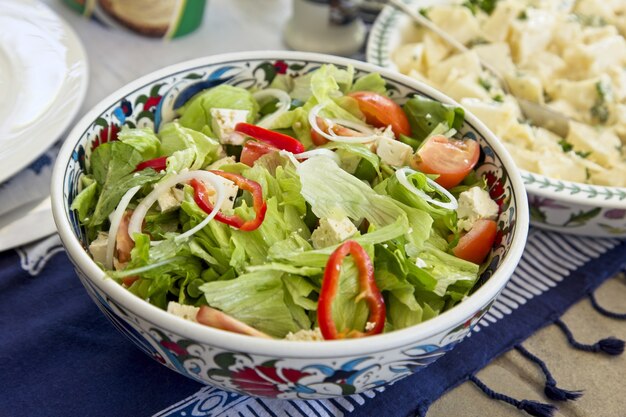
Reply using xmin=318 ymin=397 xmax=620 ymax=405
xmin=462 ymin=0 xmax=498 ymax=15
xmin=478 ymin=77 xmax=492 ymax=91
xmin=559 ymin=140 xmax=592 ymax=159
xmin=467 ymin=37 xmax=489 ymax=47
xmin=574 ymin=14 xmax=607 ymax=27
xmin=559 ymin=140 xmax=573 ymax=153
xmin=590 ymin=81 xmax=611 ymax=124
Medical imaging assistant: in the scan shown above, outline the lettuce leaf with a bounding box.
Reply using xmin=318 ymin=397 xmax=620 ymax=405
xmin=297 ymin=156 xmax=406 ymax=228
xmin=200 ymin=270 xmax=303 ymax=338
xmin=117 ymin=127 xmax=161 ymax=160
xmin=71 ymin=180 xmax=98 ymax=223
xmin=159 ymin=122 xmax=222 ymax=171
xmin=350 ymin=73 xmax=388 ymax=96
xmin=403 ymin=96 xmax=464 ymax=140
xmin=178 ymin=84 xmax=259 ymax=131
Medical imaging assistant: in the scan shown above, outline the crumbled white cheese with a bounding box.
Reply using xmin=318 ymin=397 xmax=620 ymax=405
xmin=284 ymin=327 xmax=324 ymax=341
xmin=375 ymin=135 xmax=413 ymax=167
xmin=88 ymin=232 xmax=109 ymax=265
xmin=167 ymin=301 xmax=200 ymax=322
xmin=456 ymin=186 xmax=499 ymax=232
xmin=311 ymin=217 xmax=358 ymax=249
xmin=157 ymin=187 xmax=184 ymax=213
xmin=210 ymin=108 xmax=249 ymax=145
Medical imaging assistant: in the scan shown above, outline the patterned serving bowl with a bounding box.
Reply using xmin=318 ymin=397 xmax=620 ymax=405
xmin=367 ymin=0 xmax=626 ymax=238
xmin=51 ymin=51 xmax=528 ymax=399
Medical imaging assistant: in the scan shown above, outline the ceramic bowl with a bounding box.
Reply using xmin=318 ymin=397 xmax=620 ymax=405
xmin=51 ymin=51 xmax=528 ymax=399
xmin=367 ymin=1 xmax=626 ymax=238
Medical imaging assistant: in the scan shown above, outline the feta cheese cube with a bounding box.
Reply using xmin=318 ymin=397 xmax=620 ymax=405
xmin=206 ymin=177 xmax=239 ymax=212
xmin=376 ymin=135 xmax=413 ymax=167
xmin=88 ymin=232 xmax=109 ymax=265
xmin=456 ymin=187 xmax=499 ymax=232
xmin=158 ymin=187 xmax=184 ymax=213
xmin=284 ymin=327 xmax=324 ymax=341
xmin=167 ymin=301 xmax=200 ymax=322
xmin=311 ymin=217 xmax=358 ymax=249
xmin=210 ymin=108 xmax=249 ymax=145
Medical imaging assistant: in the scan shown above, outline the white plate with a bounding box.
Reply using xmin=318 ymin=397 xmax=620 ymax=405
xmin=0 ymin=0 xmax=88 ymax=183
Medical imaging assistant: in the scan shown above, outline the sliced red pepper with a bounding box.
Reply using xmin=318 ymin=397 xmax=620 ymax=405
xmin=135 ymin=156 xmax=168 ymax=172
xmin=190 ymin=170 xmax=267 ymax=231
xmin=235 ymin=122 xmax=305 ymax=154
xmin=318 ymin=240 xmax=386 ymax=340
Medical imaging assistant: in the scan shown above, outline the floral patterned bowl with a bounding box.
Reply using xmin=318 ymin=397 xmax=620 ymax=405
xmin=51 ymin=51 xmax=528 ymax=399
xmin=366 ymin=1 xmax=626 ymax=238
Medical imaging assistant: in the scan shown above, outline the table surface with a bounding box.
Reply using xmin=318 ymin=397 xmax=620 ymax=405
xmin=40 ymin=1 xmax=626 ymax=415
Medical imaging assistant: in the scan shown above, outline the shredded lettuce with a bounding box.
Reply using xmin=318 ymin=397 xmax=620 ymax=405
xmin=117 ymin=127 xmax=161 ymax=160
xmin=200 ymin=270 xmax=304 ymax=338
xmin=75 ymin=63 xmax=490 ymax=340
xmin=159 ymin=122 xmax=222 ymax=171
xmin=297 ymin=156 xmax=406 ymax=228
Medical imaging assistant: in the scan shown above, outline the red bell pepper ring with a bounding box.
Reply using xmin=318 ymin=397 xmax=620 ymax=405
xmin=318 ymin=240 xmax=386 ymax=340
xmin=190 ymin=170 xmax=267 ymax=231
xmin=135 ymin=156 xmax=168 ymax=172
xmin=234 ymin=122 xmax=306 ymax=154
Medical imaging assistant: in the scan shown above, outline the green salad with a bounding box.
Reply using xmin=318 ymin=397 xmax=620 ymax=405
xmin=72 ymin=65 xmax=501 ymax=340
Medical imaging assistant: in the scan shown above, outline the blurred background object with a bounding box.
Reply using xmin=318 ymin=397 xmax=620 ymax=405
xmin=283 ymin=0 xmax=366 ymax=55
xmin=62 ymin=0 xmax=206 ymax=38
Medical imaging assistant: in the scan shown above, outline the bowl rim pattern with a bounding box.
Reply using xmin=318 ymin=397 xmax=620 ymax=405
xmin=51 ymin=50 xmax=529 ymax=358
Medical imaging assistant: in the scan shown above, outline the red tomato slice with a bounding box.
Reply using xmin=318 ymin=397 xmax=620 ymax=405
xmin=453 ymin=219 xmax=497 ymax=264
xmin=116 ymin=210 xmax=134 ymax=264
xmin=240 ymin=140 xmax=278 ymax=166
xmin=348 ymin=91 xmax=411 ymax=137
xmin=412 ymin=135 xmax=480 ymax=189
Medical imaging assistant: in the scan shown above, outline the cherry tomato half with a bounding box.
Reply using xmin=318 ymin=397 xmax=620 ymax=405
xmin=348 ymin=91 xmax=411 ymax=137
xmin=240 ymin=140 xmax=278 ymax=166
xmin=453 ymin=219 xmax=497 ymax=264
xmin=412 ymin=135 xmax=480 ymax=189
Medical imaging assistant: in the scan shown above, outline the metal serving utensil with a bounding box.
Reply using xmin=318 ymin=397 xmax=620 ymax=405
xmin=387 ymin=0 xmax=571 ymax=137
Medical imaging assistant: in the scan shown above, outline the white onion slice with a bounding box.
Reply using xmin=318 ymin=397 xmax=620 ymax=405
xmin=279 ymin=148 xmax=340 ymax=167
xmin=112 ymin=256 xmax=186 ymax=278
xmin=293 ymin=148 xmax=340 ymax=163
xmin=327 ymin=118 xmax=376 ymax=135
xmin=396 ymin=167 xmax=458 ymax=210
xmin=308 ymin=104 xmax=378 ymax=144
xmin=106 ymin=185 xmax=141 ymax=270
xmin=253 ymin=88 xmax=291 ymax=128
xmin=128 ymin=170 xmax=226 ymax=242
xmin=279 ymin=150 xmax=301 ymax=167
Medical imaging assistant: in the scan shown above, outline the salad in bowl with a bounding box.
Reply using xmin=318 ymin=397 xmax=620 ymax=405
xmin=52 ymin=52 xmax=527 ymax=397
